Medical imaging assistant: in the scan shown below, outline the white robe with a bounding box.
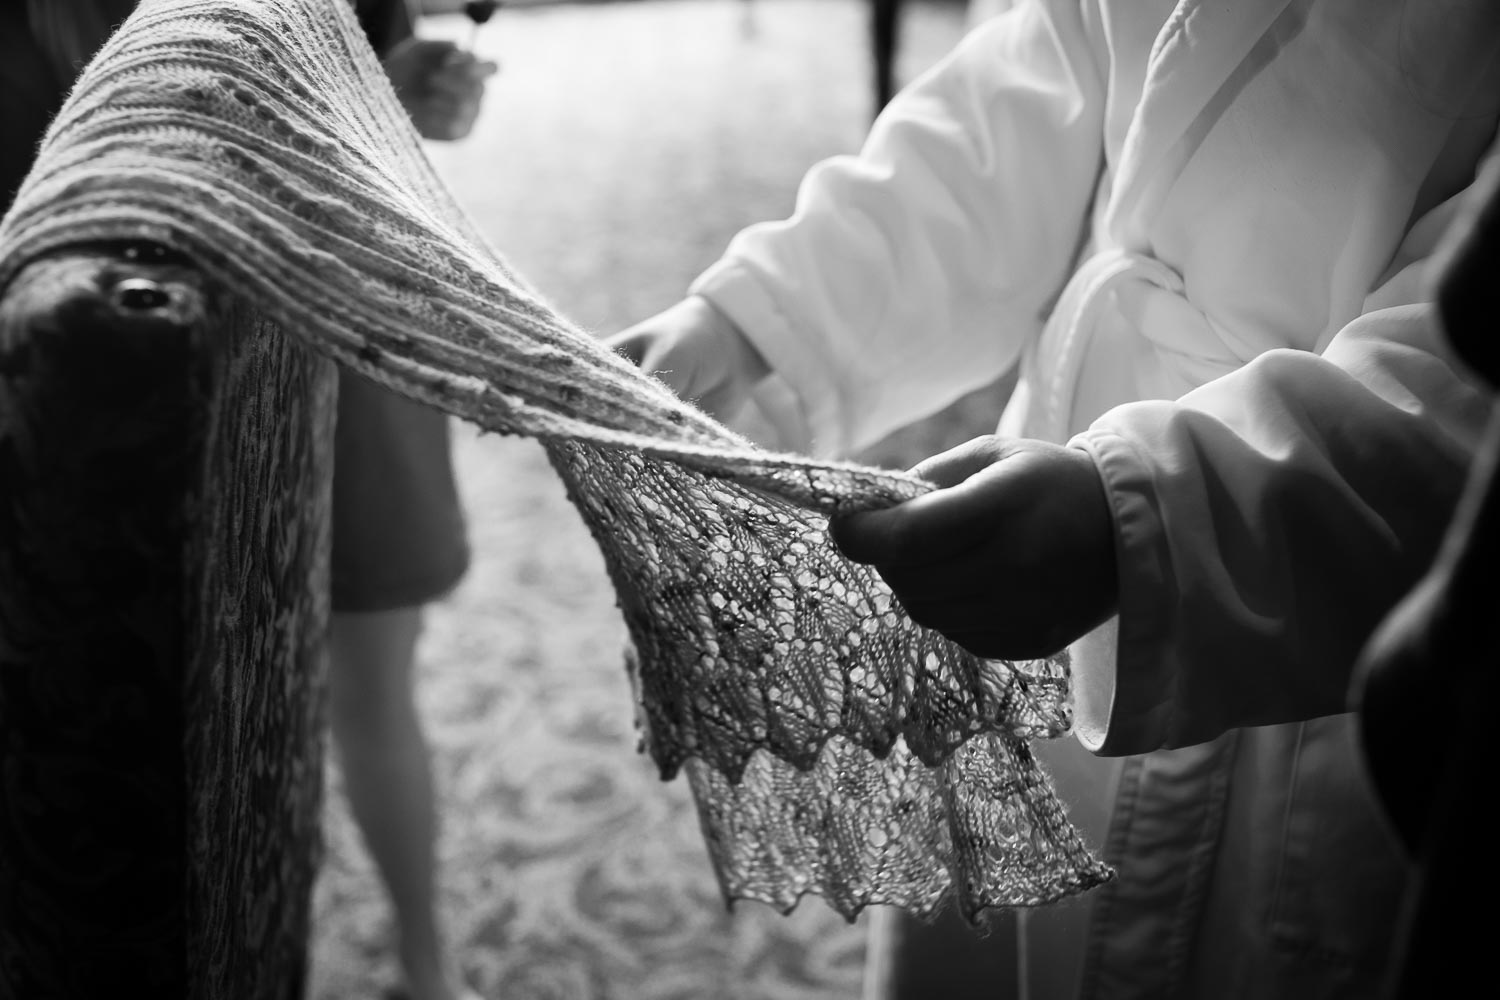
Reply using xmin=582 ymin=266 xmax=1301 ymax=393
xmin=691 ymin=0 xmax=1500 ymax=996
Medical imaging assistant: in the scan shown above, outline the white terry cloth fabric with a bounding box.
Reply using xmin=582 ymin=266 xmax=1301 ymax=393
xmin=691 ymin=0 xmax=1499 ymax=994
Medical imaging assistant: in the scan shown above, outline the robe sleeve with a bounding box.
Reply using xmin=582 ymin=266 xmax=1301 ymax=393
xmin=1069 ymin=177 xmax=1498 ymax=756
xmin=690 ymin=0 xmax=1106 ymax=458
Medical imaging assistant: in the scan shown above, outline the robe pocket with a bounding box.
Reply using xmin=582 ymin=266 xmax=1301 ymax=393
xmin=1268 ymin=715 xmax=1411 ymax=970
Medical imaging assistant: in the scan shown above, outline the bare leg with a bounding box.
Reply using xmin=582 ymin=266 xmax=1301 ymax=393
xmin=329 ymin=607 xmax=477 ymax=1000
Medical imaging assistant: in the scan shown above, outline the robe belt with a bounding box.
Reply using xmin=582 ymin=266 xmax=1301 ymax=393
xmin=1032 ymin=247 xmax=1243 ymax=441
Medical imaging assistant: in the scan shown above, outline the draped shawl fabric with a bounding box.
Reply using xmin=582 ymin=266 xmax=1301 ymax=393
xmin=0 ymin=0 xmax=1110 ymax=918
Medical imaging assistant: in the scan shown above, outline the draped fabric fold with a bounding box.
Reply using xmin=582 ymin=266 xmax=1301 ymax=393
xmin=0 ymin=0 xmax=1110 ymax=916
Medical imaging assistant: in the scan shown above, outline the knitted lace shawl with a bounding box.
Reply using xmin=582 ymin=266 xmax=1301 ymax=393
xmin=0 ymin=0 xmax=1110 ymax=919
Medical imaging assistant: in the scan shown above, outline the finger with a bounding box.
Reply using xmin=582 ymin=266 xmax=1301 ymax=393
xmin=870 ymin=544 xmax=1011 ymax=603
xmin=606 ymin=330 xmax=650 ymax=365
xmin=433 ymin=50 xmax=496 ymax=76
xmin=909 ymin=435 xmax=1011 ymax=488
xmin=892 ymin=591 xmax=1003 ymax=637
xmin=415 ymin=111 xmax=458 ymax=140
xmin=422 ymin=89 xmax=464 ymax=110
xmin=648 ymin=360 xmax=699 ymax=399
xmin=446 ymin=55 xmax=498 ymax=81
xmin=431 ymin=41 xmax=464 ymax=64
xmin=830 ymin=498 xmax=951 ymax=566
xmin=422 ymin=95 xmax=475 ymax=128
xmin=697 ymin=382 xmax=749 ymax=423
xmin=830 ymin=498 xmax=947 ymax=567
xmin=444 ymin=117 xmax=479 ymax=142
xmin=408 ymin=39 xmax=461 ymax=70
xmin=427 ymin=104 xmax=478 ymax=141
xmin=876 ymin=578 xmax=1071 ymax=660
xmin=830 ymin=435 xmax=1023 ymax=563
xmin=830 ymin=458 xmax=1022 ymax=566
xmin=428 ymin=71 xmax=480 ymax=99
xmin=620 ymin=339 xmax=695 ymax=396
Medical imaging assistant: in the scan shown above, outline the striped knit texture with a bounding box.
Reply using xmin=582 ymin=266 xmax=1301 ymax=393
xmin=0 ymin=0 xmax=1111 ymax=917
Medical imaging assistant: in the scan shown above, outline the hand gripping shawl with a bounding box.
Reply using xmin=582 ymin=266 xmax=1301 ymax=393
xmin=0 ymin=0 xmax=1110 ymax=919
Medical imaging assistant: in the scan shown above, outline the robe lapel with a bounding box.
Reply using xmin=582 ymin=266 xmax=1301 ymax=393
xmin=1104 ymin=0 xmax=1301 ymax=247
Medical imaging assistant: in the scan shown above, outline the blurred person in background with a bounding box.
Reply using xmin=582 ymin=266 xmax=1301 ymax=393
xmin=1 ymin=3 xmax=495 ymax=999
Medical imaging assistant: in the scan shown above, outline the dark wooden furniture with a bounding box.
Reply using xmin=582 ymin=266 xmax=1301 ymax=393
xmin=0 ymin=243 xmax=336 ymax=999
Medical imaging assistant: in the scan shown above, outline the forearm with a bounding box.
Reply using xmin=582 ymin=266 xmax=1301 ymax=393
xmin=1074 ymin=305 xmax=1494 ymax=754
xmin=693 ymin=0 xmax=1107 ymax=458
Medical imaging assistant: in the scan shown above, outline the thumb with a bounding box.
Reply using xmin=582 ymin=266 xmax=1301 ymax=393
xmin=832 ymin=436 xmax=1025 ymax=565
xmin=606 ymin=329 xmax=650 ymax=366
xmin=909 ymin=435 xmax=1011 ymax=488
xmin=412 ymin=38 xmax=461 ymax=66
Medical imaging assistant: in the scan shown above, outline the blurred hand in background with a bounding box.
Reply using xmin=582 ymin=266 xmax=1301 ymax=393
xmin=383 ymin=38 xmax=497 ymax=142
xmin=607 ymin=295 xmax=771 ymax=423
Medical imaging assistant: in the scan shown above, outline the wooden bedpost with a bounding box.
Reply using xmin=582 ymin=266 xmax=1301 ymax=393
xmin=0 ymin=243 xmax=336 ymax=999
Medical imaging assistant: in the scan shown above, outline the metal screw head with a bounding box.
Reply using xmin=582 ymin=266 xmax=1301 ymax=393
xmin=113 ymin=278 xmax=172 ymax=312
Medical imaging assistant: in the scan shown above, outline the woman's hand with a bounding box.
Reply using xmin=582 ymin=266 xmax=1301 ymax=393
xmin=830 ymin=435 xmax=1119 ymax=660
xmin=607 ymin=296 xmax=771 ymax=421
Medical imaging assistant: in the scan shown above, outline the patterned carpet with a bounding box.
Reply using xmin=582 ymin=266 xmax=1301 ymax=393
xmin=307 ymin=3 xmax=993 ymax=997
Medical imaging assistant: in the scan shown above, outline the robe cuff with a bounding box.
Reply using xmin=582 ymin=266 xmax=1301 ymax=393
xmin=690 ymin=259 xmax=847 ymax=458
xmin=1068 ymin=428 xmax=1177 ymax=756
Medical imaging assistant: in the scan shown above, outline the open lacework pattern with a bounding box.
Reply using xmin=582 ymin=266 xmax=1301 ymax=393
xmin=0 ymin=0 xmax=1111 ymax=918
